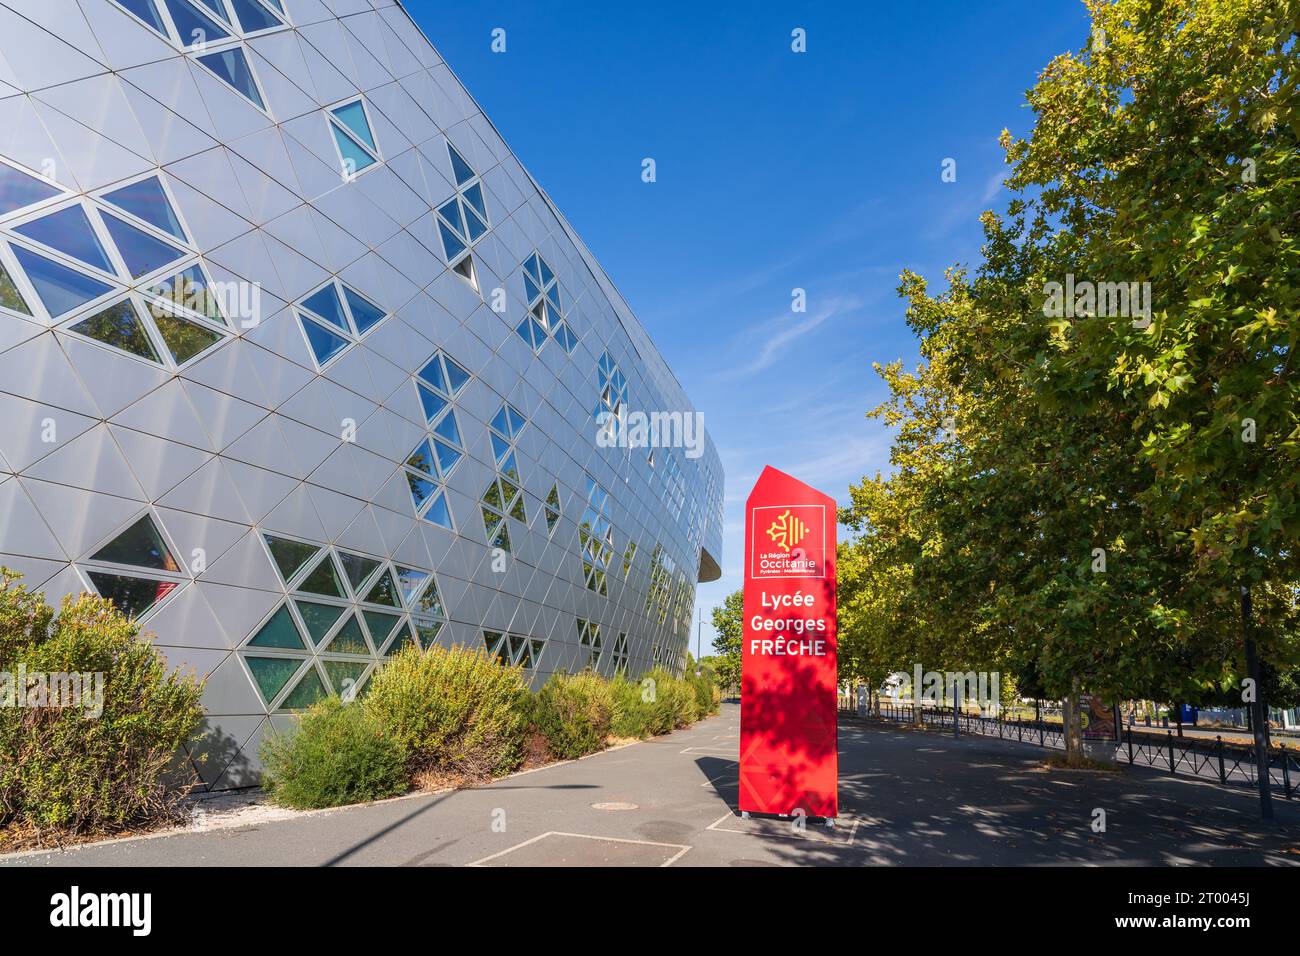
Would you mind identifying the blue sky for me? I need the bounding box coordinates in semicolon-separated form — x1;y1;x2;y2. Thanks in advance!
407;0;1092;653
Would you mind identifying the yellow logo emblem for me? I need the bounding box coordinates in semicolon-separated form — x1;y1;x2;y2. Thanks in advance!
765;509;808;552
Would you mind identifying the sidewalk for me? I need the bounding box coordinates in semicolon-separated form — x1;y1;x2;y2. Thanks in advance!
5;703;1297;866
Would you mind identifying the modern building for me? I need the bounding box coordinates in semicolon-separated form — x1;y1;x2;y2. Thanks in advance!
0;0;723;788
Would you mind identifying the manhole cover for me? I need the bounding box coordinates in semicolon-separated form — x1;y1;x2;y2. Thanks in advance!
592;801;639;811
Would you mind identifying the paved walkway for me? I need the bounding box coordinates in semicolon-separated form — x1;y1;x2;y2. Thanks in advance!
5;703;1298;866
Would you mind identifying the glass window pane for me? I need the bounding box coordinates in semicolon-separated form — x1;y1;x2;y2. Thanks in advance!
462;203;487;242
422;491;452;529
85;571;177;618
413;619;442;650
300;282;348;329
405;439;435;475
337;551;381;593
0;259;32;316
442;356;470;393
68;299;161;363
392;567;429;605
490;431;510;464
14;205;113;274
112;0;170;36
295;599;347;645
341;286;384;334
163;0;230;47
91;514;179;571
432;440;461;476
195;47;264;110
279;667;327;710
363;570;400;607
523;272;541;306
102;177;186;242
330;101;376;151
190;0;230;22
229;0;281;33
300;315;348;366
418;355;447;392
298;554;344;597
148;264;224;324
538;257;554;287
489;407;509;437
152;308;223;365
432;410;460;445
331;124;376;174
462;182;487;221
417;384;446;423
245;655;303;704
506;406;526;435
437;219;465;261
437;198;463;237
322;660;367;696
263;533;320;582
406;469;437;509
101;212;185;279
361;610;401;644
322;615;369;655
384;627;415;656
248;605;305;649
447;143;475;186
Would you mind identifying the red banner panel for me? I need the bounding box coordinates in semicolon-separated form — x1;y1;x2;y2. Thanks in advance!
739;465;838;819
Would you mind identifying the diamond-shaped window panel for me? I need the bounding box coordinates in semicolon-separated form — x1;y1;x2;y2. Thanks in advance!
296;279;388;369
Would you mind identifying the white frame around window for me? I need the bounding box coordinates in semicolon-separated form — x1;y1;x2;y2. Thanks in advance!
326;96;383;181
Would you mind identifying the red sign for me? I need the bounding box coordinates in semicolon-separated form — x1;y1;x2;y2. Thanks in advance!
739;466;838;819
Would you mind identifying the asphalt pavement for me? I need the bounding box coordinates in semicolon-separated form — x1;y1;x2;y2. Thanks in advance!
5;703;1298;866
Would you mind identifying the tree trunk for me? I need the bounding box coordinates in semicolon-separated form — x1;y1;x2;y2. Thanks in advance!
1242;584;1273;821
1063;677;1084;763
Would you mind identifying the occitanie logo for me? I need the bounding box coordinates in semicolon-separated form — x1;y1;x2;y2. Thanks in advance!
766;509;808;552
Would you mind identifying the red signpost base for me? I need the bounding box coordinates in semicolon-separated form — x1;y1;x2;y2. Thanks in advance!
738;466;838;819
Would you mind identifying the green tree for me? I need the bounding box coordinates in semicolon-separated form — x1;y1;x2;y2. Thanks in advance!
842;0;1300;772
710;590;743;692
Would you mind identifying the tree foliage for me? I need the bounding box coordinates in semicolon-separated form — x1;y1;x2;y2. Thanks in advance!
839;0;1300;718
710;590;744;691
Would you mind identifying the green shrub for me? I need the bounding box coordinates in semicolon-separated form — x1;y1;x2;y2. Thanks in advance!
0;572;205;837
259;696;407;809
364;644;529;779
644;667;699;732
530;671;613;758
686;669;720;716
609;673;654;738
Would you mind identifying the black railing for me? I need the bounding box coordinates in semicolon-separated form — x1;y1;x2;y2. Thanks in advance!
840;699;1300;799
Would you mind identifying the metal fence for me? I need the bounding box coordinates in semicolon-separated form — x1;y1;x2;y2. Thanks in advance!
841;698;1300;799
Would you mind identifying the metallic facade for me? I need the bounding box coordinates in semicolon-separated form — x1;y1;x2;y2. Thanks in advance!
0;0;722;789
